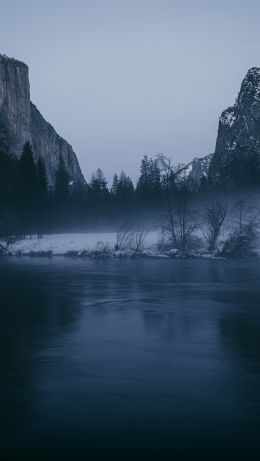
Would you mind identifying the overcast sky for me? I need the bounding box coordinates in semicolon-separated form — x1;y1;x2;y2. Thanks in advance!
1;0;260;183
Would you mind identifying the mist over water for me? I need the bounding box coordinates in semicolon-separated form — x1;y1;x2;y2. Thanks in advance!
0;258;259;460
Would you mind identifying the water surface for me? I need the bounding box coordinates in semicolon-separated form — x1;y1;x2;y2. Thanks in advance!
0;258;259;460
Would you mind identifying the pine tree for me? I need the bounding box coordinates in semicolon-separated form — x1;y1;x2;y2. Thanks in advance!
136;155;162;210
54;155;69;203
36;158;48;236
89;168;108;195
19;142;37;200
53;155;70;229
37;158;48;202
19;142;37;234
138;155;150;189
88;168;109;226
117;171;134;206
111;174;119;195
0;150;19;236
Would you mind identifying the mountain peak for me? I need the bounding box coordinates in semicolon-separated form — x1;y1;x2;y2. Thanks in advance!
209;67;260;186
0;54;84;185
0;53;28;69
236;67;260;107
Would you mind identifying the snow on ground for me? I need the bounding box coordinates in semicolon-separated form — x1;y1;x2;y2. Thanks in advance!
3;232;160;256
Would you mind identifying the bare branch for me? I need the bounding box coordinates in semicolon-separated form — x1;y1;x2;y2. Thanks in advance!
114;223;133;251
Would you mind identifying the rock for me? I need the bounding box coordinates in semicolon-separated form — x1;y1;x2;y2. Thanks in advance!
0;54;84;185
209;68;260;186
174;67;260;189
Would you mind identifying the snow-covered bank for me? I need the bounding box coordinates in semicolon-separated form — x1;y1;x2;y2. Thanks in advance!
0;232;159;257
1;230;259;259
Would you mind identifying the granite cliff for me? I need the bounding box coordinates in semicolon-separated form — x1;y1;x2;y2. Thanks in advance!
1;55;259;191
175;67;260;190
0;54;84;185
209;67;260;186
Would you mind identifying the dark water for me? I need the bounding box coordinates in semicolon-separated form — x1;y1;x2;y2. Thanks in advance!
0;258;260;461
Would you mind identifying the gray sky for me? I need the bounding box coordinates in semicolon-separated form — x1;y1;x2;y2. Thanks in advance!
1;0;260;183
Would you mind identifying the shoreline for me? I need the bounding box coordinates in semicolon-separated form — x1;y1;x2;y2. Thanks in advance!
1;231;258;260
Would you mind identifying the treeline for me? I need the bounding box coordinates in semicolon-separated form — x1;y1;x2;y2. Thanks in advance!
0;145;178;236
1;141;259;239
0;142;49;237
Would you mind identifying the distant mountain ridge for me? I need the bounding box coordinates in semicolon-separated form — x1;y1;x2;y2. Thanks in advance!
0;54;84;185
174;153;213;190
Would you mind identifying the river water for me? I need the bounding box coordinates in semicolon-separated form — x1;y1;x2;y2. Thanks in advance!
0;258;259;460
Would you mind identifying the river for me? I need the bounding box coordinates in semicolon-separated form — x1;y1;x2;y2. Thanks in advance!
0;258;259;460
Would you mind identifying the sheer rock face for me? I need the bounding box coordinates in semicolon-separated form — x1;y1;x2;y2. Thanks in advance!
29;103;84;185
209;68;260;185
175;68;260;189
0;55;31;153
0;54;84;185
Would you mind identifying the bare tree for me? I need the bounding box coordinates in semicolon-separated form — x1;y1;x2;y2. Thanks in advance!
156;154;178;247
204;199;227;251
232;196;259;232
157;154;198;254
176;184;197;254
114;223;133;251
131;226;148;256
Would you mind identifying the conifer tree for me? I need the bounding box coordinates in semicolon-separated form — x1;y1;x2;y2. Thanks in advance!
136;155;162;210
19;142;37;200
116;171;134;207
19;142;37;234
54;155;69;203
111;173;119;195
36;158;48;236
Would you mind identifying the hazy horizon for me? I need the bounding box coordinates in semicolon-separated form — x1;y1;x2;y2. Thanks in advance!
1;0;260;183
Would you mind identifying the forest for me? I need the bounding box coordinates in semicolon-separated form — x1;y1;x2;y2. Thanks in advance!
0;142;260;259
0;142;179;236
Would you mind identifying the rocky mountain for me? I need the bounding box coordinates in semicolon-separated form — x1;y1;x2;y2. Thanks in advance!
0;54;84;185
209;67;260;186
175;67;260;190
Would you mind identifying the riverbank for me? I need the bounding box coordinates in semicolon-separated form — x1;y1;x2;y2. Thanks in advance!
0;232;235;260
1;231;258;259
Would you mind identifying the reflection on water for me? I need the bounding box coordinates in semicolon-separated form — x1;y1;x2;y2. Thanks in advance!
0;258;259;460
